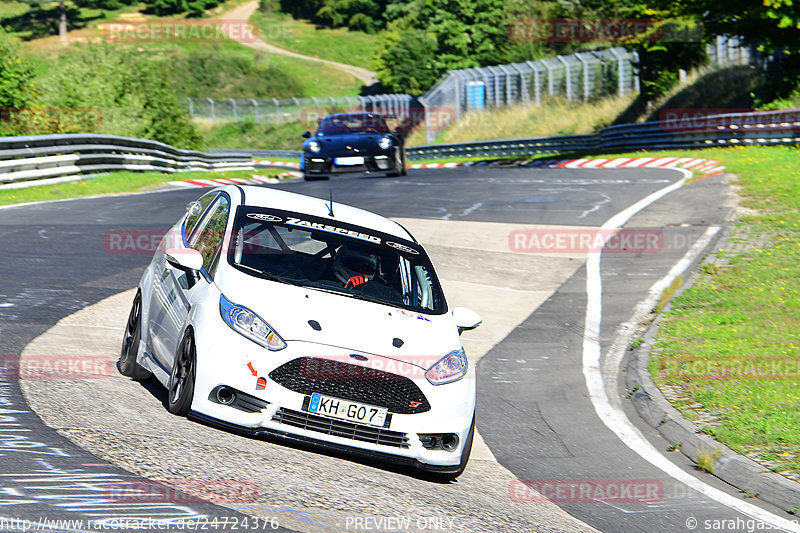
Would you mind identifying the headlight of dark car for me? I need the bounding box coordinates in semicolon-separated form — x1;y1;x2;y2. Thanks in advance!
307;140;322;153
378;136;393;150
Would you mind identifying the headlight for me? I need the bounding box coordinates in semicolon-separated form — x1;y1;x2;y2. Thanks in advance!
425;348;468;385
307;140;321;153
378;136;393;150
220;294;286;350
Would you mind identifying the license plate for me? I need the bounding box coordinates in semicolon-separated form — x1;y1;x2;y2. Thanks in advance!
307;393;387;427
334;156;364;166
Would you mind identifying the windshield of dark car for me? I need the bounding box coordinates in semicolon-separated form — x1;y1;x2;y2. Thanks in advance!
228;209;446;314
317;114;390;135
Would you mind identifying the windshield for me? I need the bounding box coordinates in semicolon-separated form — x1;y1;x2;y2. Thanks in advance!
317;113;390;135
228;207;446;314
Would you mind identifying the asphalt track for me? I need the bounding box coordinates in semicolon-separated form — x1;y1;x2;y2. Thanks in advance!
0;166;796;532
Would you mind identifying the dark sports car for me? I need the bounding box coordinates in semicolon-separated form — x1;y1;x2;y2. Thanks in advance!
301;112;407;181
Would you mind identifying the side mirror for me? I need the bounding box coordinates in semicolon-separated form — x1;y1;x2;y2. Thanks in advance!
302;131;311;138
453;307;481;333
165;247;204;274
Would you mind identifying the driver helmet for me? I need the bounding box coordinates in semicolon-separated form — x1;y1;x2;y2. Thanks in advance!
333;245;378;287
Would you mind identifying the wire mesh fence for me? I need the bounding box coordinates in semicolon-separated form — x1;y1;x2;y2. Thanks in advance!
188;38;755;144
186;95;418;126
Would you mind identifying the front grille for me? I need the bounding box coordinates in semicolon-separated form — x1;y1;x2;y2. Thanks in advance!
268;357;431;414
272;407;409;448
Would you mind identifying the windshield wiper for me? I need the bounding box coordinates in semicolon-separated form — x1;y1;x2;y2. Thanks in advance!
310;286;377;304
237;264;301;286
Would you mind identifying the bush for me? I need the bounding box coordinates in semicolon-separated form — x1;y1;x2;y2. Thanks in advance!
0;28;37;113
36;44;200;148
167;46;305;99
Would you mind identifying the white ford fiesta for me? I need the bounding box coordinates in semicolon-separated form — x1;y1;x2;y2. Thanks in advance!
118;185;481;477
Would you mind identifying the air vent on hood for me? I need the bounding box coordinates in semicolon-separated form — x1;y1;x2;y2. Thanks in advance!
392;338;404;348
308;320;321;331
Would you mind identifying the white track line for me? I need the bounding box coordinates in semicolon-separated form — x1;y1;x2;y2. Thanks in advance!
582;169;800;532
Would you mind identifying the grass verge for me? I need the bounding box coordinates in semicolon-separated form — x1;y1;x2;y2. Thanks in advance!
250;9;378;68
631;145;800;480
0;168;286;207
405;95;635;147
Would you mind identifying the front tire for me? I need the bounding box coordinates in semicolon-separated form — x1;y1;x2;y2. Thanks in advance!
168;330;196;416
118;292;151;380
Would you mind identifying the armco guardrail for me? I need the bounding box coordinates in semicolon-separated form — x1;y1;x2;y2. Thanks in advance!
232;109;799;164
406;108;800;160
0;134;253;186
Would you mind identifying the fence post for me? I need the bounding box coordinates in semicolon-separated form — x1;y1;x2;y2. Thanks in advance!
557;56;572;101
575;53;590;101
292;97;300;120
498;65;513;105
272;98;280;122
608;48;625;96
229;98;237;121
526;61;542;105
207;98;215;121
252;99;259;123
511;64;528;105
186;97;194;117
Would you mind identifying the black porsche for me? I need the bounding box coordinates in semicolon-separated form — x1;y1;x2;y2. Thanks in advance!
301;112;407;181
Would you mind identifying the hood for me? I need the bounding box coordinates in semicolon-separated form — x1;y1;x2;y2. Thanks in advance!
310;132;392;155
218;270;459;370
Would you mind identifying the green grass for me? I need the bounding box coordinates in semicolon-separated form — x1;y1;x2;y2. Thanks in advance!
0;168;286;207
250;9;378;68
404;95;636;147
0;1;29;19
632;145;800;479
199;118;306;150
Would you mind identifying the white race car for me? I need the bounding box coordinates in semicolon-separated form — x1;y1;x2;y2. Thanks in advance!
119;185;481;477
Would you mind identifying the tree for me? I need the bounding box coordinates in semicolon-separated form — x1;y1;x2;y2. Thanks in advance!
548;0;707;104
665;0;800;94
18;0;137;41
373;0;509;93
0;29;37;110
36;44;201;148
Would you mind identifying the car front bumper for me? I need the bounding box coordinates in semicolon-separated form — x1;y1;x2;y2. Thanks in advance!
190;321;476;471
303;151;400;176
